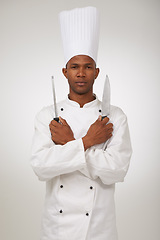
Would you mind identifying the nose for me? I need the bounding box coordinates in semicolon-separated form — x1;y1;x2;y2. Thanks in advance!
77;67;85;77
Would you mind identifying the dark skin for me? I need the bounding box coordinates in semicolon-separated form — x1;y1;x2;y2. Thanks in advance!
49;55;113;151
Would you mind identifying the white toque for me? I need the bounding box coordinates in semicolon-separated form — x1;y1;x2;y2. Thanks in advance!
59;6;100;65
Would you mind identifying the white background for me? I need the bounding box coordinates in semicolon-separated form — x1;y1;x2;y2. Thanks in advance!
1;0;160;239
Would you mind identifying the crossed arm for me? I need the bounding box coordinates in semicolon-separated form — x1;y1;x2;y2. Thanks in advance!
31;107;132;184
49;116;113;150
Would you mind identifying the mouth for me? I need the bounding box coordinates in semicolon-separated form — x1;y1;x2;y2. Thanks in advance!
75;82;87;86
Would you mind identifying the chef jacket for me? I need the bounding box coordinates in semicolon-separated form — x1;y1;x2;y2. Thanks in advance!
31;96;132;240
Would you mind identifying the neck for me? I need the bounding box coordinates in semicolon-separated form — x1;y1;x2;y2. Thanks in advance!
68;93;96;108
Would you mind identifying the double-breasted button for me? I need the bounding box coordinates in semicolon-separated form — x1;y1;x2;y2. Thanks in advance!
90;186;93;190
59;210;63;213
60;185;63;188
99;109;102;113
86;213;89;216
61;108;64;111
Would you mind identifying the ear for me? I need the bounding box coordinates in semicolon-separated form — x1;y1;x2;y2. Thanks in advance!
95;68;100;79
62;68;68;79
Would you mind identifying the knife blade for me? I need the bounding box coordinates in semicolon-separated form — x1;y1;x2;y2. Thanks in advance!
51;76;59;122
101;75;110;120
102;75;111;150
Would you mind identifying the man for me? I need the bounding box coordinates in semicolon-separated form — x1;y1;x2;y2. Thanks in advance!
31;7;132;240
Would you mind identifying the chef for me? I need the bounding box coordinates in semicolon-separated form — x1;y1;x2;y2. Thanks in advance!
31;6;132;240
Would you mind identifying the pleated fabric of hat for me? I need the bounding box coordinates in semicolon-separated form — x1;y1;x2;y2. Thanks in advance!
59;6;100;65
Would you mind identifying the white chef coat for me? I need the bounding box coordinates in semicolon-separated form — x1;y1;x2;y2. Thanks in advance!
31;96;132;240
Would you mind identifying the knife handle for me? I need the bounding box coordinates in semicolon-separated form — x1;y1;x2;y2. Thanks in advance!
53;117;59;122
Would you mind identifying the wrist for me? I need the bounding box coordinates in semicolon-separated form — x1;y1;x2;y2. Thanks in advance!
65;136;75;144
82;135;93;151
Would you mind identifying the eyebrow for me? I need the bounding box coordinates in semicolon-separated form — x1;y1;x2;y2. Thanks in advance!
67;62;96;68
70;63;93;66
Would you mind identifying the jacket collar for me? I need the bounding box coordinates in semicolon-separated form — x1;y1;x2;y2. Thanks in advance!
66;94;99;108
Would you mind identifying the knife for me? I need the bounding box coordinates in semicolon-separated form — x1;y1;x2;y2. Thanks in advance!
102;75;111;150
101;75;110;120
51;76;59;122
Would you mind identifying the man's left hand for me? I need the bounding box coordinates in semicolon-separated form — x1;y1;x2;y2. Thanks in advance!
49;117;75;145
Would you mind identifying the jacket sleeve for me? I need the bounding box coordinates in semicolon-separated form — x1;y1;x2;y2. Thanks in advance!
83;108;132;185
30;108;86;181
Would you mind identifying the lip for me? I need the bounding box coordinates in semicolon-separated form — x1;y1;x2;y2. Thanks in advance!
75;82;87;86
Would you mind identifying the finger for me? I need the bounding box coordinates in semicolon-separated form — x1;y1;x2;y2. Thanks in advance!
107;128;113;134
59;116;68;126
107;123;113;129
50;126;57;132
50;128;57;135
105;128;113;138
51;130;58;140
105;125;113;133
49;123;56;130
101;116;109;124
105;127;113;134
98;115;102;121
108;133;113;138
50;120;60;127
49;123;58;131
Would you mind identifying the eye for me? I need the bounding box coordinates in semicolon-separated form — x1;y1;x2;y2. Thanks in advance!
86;66;92;69
71;65;78;69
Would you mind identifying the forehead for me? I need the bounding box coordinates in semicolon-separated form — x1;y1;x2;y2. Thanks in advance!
68;55;95;65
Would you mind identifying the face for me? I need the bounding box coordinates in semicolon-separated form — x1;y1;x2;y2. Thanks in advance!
62;55;100;97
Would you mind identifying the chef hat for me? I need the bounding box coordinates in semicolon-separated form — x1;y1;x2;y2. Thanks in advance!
59;6;100;65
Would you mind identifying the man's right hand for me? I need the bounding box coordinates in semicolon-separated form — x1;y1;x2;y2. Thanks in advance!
82;116;113;151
